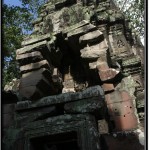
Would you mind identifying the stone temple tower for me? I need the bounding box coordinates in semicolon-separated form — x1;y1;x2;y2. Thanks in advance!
2;0;145;150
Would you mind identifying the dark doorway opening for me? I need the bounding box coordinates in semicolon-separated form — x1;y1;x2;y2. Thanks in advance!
30;131;80;150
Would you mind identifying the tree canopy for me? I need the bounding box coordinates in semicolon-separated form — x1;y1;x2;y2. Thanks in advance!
2;3;33;87
114;0;145;40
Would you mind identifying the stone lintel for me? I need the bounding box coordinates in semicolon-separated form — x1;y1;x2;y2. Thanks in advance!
21;33;51;46
16;85;104;110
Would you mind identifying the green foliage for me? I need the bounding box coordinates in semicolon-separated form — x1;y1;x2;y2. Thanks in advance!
2;4;33;87
114;0;145;39
20;0;47;18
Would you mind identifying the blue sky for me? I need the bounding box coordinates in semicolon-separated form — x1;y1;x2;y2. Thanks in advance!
3;0;22;6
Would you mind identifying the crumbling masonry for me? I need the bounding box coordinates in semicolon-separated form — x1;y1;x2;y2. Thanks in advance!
2;0;145;150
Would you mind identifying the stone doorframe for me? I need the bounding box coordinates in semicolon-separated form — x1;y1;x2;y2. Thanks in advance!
15;114;101;150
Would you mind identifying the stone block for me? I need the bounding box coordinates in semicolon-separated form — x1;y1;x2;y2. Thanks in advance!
52;68;63;89
63;79;74;88
21;33;51;46
89;61;97;69
19;86;44;100
79;30;104;45
20;73;51;88
102;83;114;92
98;119;109;134
17;114;101;150
62;87;75;93
80;41;108;59
96;53;108;63
17;40;47;55
22;68;52;78
96;62;109;70
16;85;104;110
62;20;89;34
16;40;55;66
132;74;144;90
136;92;144;108
55;0;66;9
101;132;144;150
19;73;57;100
67;24;97;38
52;0;77;10
107;101;135;116
98;68;120;81
16;51;43;65
122;55;141;67
31;17;43;25
2;113;14;128
64;96;105;115
105;90;132;105
15;106;57;126
20;60;54;73
2;91;18;104
112;113;138;131
2;104;15;114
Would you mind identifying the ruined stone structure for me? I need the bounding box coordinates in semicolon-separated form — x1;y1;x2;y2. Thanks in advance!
2;0;145;149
